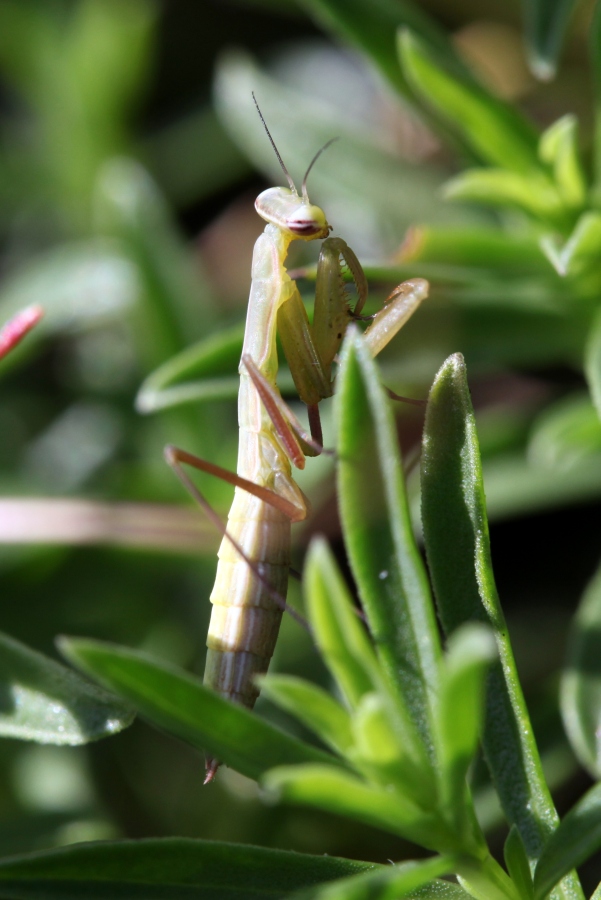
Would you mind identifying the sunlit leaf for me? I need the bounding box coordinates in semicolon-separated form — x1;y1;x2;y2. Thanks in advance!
398;30;539;173
263;764;456;852
59;637;337;781
258;673;353;756
295;0;461;99
0;631;134;745
290;855;458;900
539;115;587;210
540;212;601;276
335;329;440;757
435;623;496;838
421;354;582;900
444;169;565;227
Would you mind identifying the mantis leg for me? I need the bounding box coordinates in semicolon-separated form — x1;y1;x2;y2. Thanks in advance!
164;446;306;523
241;354;327;459
164;445;309;630
362;278;429;358
278;237;429;441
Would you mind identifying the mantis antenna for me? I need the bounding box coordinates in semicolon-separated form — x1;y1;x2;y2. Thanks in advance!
301;137;338;202
252;92;297;194
252;92;338;203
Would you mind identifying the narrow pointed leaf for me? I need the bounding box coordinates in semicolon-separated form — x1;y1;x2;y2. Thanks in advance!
421;353;584;900
534;783;601;900
0;631;134;745
444;169;565;226
258;674;353;756
135;323;244;413
264;765;456;852
335;328;440;756
296;0;461;99
436;624;496;825
0;838;371;899
560;561;601;777
303;538;383;708
541;213;601;276
539;115;586;209
522;0;579;80
290;855;458;900
59;638;337;782
399;30;540;174
504;826;534;900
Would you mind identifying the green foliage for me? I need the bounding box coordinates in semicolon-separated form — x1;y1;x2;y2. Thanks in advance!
0;839;371;899
0;632;134;745
2;0;601;898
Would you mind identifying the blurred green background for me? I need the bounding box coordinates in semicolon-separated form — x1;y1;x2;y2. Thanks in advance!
1;0;601;888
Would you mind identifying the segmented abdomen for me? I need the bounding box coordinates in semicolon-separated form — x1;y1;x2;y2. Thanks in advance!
204;489;291;708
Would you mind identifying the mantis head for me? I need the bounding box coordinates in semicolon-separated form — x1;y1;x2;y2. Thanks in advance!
252;93;335;241
255;187;330;240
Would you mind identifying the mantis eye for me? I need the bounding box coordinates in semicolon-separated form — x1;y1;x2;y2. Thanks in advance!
287;220;325;237
287;203;329;237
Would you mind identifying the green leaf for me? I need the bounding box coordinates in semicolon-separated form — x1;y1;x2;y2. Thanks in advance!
540;212;601;276
303;541;432;804
420;353;584;900
95;158;214;366
335;327;441;758
539;115;587;210
560;561;601;777
0;631;134;745
504;826;534;900
398;226;548;275
258;673;354;756
527;393;601;471
585;307;601;421
136;323;244;412
295;0;461;100
444;169;565;227
533;783;601;900
0;838;372;899
303;538;382;709
521;0;579;80
136;325;297;412
263;765;456;852
435;624;496;838
59;638;337;781
290;855;458;900
398;30;540;173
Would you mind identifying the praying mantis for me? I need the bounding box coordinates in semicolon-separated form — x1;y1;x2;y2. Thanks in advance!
165;99;428;782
